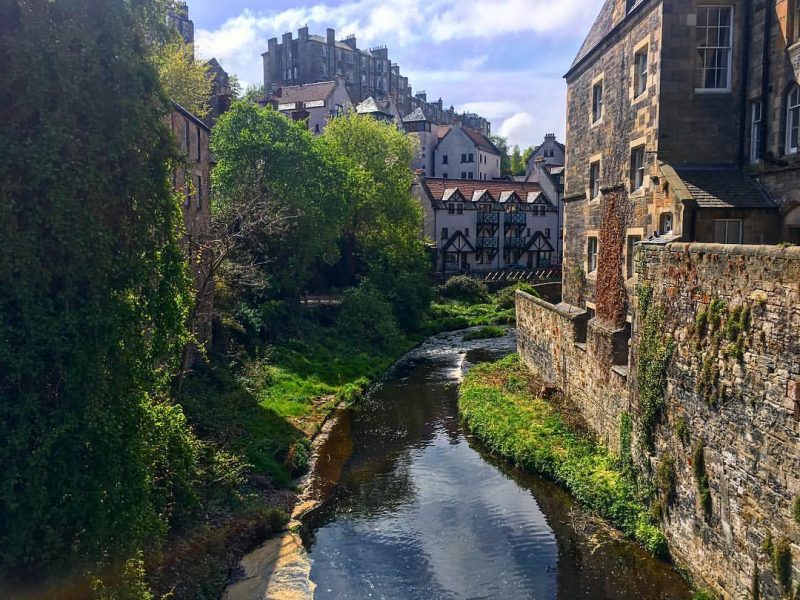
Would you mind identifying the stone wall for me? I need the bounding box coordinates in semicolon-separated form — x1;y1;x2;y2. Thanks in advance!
517;241;800;598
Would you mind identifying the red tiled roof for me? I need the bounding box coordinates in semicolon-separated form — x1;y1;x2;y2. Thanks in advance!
422;178;541;201
461;127;499;154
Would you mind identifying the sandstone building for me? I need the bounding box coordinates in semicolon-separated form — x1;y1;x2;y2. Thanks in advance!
516;2;800;597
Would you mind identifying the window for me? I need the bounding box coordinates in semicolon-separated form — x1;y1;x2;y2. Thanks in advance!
696;6;733;91
592;80;603;123
315;123;320;133
457;204;463;214
714;219;742;244
443;172;448;178
630;146;645;191
441;227;449;240
184;122;190;152
442;155;448;164
626;235;641;279
184;175;191;207
587;237;598;273
465;227;470;237
448;203;455;214
634;47;648;97
787;86;800;154
589;161;601;199
461;172;467;179
461;153;467;163
196;127;201;160
196;175;202;209
750;101;762;162
659;212;673;235
468;153;474;163
545;228;551;239
468;172;474;179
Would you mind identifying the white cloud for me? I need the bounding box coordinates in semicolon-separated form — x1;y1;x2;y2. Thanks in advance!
499;112;538;148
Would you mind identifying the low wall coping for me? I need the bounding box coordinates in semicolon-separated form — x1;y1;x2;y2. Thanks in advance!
641;241;800;259
516;291;588;320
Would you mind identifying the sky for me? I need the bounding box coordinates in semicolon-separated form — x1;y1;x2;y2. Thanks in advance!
191;0;606;149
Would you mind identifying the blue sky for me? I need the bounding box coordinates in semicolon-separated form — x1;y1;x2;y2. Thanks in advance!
191;0;605;148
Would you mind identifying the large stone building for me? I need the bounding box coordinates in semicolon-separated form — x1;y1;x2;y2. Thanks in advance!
516;1;800;597
261;26;489;130
414;178;562;274
169;103;213;358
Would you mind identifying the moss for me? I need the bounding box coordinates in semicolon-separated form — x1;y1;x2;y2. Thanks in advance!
463;325;506;341
762;531;774;557
459;355;667;556
709;297;725;331
772;536;793;593
794;497;800;524
675;417;690;446
694;307;708;338
693;441;712;519
618;412;634;474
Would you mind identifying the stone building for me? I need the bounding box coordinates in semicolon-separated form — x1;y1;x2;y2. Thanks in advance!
261;26;489;129
169;103;213;358
524;133;565;179
515;1;800;596
414;178;562;274
403;108;451;176
433;125;501;181
267;78;353;134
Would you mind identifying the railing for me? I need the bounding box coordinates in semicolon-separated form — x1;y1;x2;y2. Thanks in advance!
476;237;499;248
505;237;527;248
504;213;526;225
477;212;499;224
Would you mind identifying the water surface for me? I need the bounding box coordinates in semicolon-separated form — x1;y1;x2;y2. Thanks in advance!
302;330;690;599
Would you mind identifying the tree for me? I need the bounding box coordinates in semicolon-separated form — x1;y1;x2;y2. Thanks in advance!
521;145;536;171
320;114;432;329
510;144;524;176
211;101;350;303
242;83;265;103
490;134;512;175
0;0;198;578
152;39;213;118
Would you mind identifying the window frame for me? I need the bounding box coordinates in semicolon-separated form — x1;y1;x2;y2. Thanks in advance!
695;5;734;93
625;234;642;279
589;160;601;200
634;46;649;98
630;146;646;192
750;100;763;163
587;236;599;274
591;78;604;124
786;85;800;155
713;219;743;244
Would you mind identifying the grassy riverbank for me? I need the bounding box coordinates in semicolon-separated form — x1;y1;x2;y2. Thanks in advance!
459;354;666;556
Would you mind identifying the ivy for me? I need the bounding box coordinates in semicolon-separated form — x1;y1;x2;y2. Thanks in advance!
618;412;634;475
772;536;793;593
693;441;712;519
636;285;675;451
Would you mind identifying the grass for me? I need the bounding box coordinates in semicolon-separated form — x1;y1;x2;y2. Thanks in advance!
459;354;667;556
463;325;507;341
420;298;514;334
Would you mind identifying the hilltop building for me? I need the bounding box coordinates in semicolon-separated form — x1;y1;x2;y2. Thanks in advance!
267;79;353;134
432;125;501;181
261;26;490;130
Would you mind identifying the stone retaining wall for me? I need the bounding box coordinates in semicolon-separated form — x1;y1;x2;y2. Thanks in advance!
517;242;800;598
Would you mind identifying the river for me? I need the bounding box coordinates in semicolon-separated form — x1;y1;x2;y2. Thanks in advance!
299;329;691;599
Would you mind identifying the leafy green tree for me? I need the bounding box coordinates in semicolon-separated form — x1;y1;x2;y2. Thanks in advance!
320;114;432;329
212;101;350;303
510;144;524;176
0;0;197;577
490;134;511;175
242;83;266;103
521;145;536;169
152;39;213;118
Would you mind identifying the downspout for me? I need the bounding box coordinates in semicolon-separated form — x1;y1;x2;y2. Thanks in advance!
738;0;752;168
760;0;773;159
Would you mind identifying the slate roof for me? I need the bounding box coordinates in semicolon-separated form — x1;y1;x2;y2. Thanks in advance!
173;101;210;132
403;107;428;122
676;165;776;210
270;81;338;105
356;96;397;117
461;127;500;154
569;0;618;72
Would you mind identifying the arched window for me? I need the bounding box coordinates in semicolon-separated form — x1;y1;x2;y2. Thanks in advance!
786;85;800;154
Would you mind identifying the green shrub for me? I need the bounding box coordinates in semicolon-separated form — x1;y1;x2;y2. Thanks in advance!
693;441;712;519
772;536;793;593
691;590;715;600
460;355;667;556
463;326;506;341
336;285;402;348
438;275;489;303
495;283;539;309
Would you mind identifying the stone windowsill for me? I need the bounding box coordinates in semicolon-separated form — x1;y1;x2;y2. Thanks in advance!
574;342;588;352
611;364;629;379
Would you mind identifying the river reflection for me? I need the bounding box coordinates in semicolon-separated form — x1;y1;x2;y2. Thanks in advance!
301;330;690;600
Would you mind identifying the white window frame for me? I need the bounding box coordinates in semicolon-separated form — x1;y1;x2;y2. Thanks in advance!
591;78;604;124
659;212;674;235
634;46;649;98
630;146;646;191
589;160;601;199
695;6;734;93
786;86;800;155
587;236;599;273
714;219;743;244
750;100;763;163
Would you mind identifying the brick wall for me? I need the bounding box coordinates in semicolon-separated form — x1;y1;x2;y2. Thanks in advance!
517;241;800;598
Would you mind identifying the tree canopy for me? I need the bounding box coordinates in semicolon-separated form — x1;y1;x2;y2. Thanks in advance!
151;38;213;118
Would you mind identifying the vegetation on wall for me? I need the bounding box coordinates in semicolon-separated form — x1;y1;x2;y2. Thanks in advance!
151;39;213;118
459;355;667;556
692;440;712;519
771;536;793;593
636;285;675;451
595;189;629;327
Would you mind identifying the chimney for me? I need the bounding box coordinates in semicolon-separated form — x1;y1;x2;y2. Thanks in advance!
532;156;546;182
327;28;336;45
544;133;556;141
299;26;309;40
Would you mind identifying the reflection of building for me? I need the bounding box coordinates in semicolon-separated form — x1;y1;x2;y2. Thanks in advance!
413;178;563;274
267;79;353;134
169;103;212;354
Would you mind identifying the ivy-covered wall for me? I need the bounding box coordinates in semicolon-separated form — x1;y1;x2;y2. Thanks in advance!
517;241;800;598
